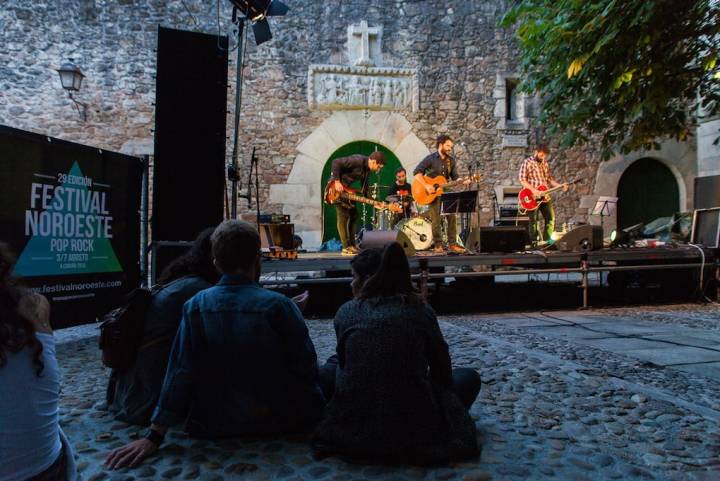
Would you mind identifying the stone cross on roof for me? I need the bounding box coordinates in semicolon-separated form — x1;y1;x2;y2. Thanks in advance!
348;20;381;67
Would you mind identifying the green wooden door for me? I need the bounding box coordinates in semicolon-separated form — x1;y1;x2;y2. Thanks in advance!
617;157;679;229
321;141;403;244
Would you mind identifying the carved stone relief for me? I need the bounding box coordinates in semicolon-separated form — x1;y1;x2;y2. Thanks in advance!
308;65;418;111
308;20;418;112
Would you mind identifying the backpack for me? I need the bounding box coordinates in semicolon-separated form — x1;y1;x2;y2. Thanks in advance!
98;286;157;372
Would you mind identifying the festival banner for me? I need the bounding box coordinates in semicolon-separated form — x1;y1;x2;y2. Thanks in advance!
0;125;143;328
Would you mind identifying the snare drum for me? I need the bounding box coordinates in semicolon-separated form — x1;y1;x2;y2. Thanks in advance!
415;203;430;217
396;216;434;250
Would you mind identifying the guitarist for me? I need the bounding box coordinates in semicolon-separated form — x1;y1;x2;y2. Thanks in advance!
518;144;568;243
330;151;386;255
413;135;464;253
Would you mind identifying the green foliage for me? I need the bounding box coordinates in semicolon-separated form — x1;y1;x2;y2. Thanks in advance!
501;0;720;159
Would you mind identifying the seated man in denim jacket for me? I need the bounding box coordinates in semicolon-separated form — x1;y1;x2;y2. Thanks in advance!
106;220;325;469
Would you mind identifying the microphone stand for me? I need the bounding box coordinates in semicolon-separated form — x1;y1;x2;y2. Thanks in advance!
459;143;481;245
253;149;260;230
238;146;260;230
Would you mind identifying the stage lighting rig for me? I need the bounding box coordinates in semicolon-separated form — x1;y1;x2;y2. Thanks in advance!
227;0;288;219
228;0;289;45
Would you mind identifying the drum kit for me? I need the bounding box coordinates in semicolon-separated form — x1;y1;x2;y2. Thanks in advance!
368;184;437;251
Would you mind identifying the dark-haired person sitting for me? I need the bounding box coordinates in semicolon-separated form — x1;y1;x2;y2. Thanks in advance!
313;243;481;465
106;220;325;469
108;227;220;426
317;247;383;400
0;243;77;481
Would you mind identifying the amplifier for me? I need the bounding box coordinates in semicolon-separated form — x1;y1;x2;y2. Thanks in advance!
259;223;294;250
691;208;720;248
499;206;519;218
467;226;530;253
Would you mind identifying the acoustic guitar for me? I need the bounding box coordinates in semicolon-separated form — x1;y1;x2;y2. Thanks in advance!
517;179;578;212
324;181;403;213
411;173;483;206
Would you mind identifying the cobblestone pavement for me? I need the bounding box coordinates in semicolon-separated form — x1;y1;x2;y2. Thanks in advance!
56;304;720;481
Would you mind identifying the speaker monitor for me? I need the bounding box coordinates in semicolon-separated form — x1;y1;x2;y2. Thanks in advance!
467;226;529;253
555;225;604;252
691;208;720;248
359;230;416;257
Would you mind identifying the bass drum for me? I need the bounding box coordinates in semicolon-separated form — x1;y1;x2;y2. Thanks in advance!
396;216;434;251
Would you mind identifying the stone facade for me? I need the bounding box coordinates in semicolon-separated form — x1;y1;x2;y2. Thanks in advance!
0;0;706;247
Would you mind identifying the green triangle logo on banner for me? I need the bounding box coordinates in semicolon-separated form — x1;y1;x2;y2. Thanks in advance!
14;161;123;277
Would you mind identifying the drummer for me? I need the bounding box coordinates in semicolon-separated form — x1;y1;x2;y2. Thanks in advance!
386;167;414;222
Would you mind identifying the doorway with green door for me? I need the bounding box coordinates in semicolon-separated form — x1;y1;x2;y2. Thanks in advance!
617;157;680;230
321;141;404;245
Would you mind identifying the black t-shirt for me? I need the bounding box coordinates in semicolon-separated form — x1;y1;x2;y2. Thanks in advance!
387;181;412;216
387;181;411;198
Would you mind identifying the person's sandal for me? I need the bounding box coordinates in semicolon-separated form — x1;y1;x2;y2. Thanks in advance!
448;244;465;254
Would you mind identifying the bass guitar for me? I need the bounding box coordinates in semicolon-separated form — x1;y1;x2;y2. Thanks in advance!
518;179;578;212
324;181;403;214
411;173;483;205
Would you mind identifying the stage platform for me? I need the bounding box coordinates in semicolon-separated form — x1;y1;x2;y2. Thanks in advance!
260;245;718;309
262;245;715;273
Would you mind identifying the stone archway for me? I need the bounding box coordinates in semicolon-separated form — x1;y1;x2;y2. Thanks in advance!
590;140;696;235
269;111;430;248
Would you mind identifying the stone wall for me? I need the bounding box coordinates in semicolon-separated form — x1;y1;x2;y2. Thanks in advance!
2;0;698;247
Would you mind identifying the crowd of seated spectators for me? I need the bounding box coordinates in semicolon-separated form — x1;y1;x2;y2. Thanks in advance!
0;220;481;479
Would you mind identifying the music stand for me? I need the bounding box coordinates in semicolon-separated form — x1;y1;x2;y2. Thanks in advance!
591;196;618;233
440;190;478;214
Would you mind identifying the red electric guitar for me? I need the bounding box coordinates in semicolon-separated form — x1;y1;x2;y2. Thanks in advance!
518;179;578;212
324;181;403;214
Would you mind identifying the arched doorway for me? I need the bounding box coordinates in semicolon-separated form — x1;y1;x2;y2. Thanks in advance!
321;141;403;243
617;157;680;229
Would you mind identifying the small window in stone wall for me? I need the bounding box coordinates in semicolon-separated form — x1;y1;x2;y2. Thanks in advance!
506;79;519;121
494;73;530;132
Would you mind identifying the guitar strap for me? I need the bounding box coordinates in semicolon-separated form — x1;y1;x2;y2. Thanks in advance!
443;155;454;179
360;161;370;197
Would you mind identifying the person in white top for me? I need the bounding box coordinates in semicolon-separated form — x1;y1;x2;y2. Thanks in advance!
0;242;77;481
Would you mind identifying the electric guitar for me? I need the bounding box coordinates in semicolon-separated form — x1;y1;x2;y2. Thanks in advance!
518;179;578;212
411;173;483;205
324;181;403;214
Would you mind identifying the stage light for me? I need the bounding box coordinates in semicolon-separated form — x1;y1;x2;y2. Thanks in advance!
609;223;644;247
228;0;289;45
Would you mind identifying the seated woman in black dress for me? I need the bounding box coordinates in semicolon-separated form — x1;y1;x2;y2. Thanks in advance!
107;228;220;425
314;242;481;465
